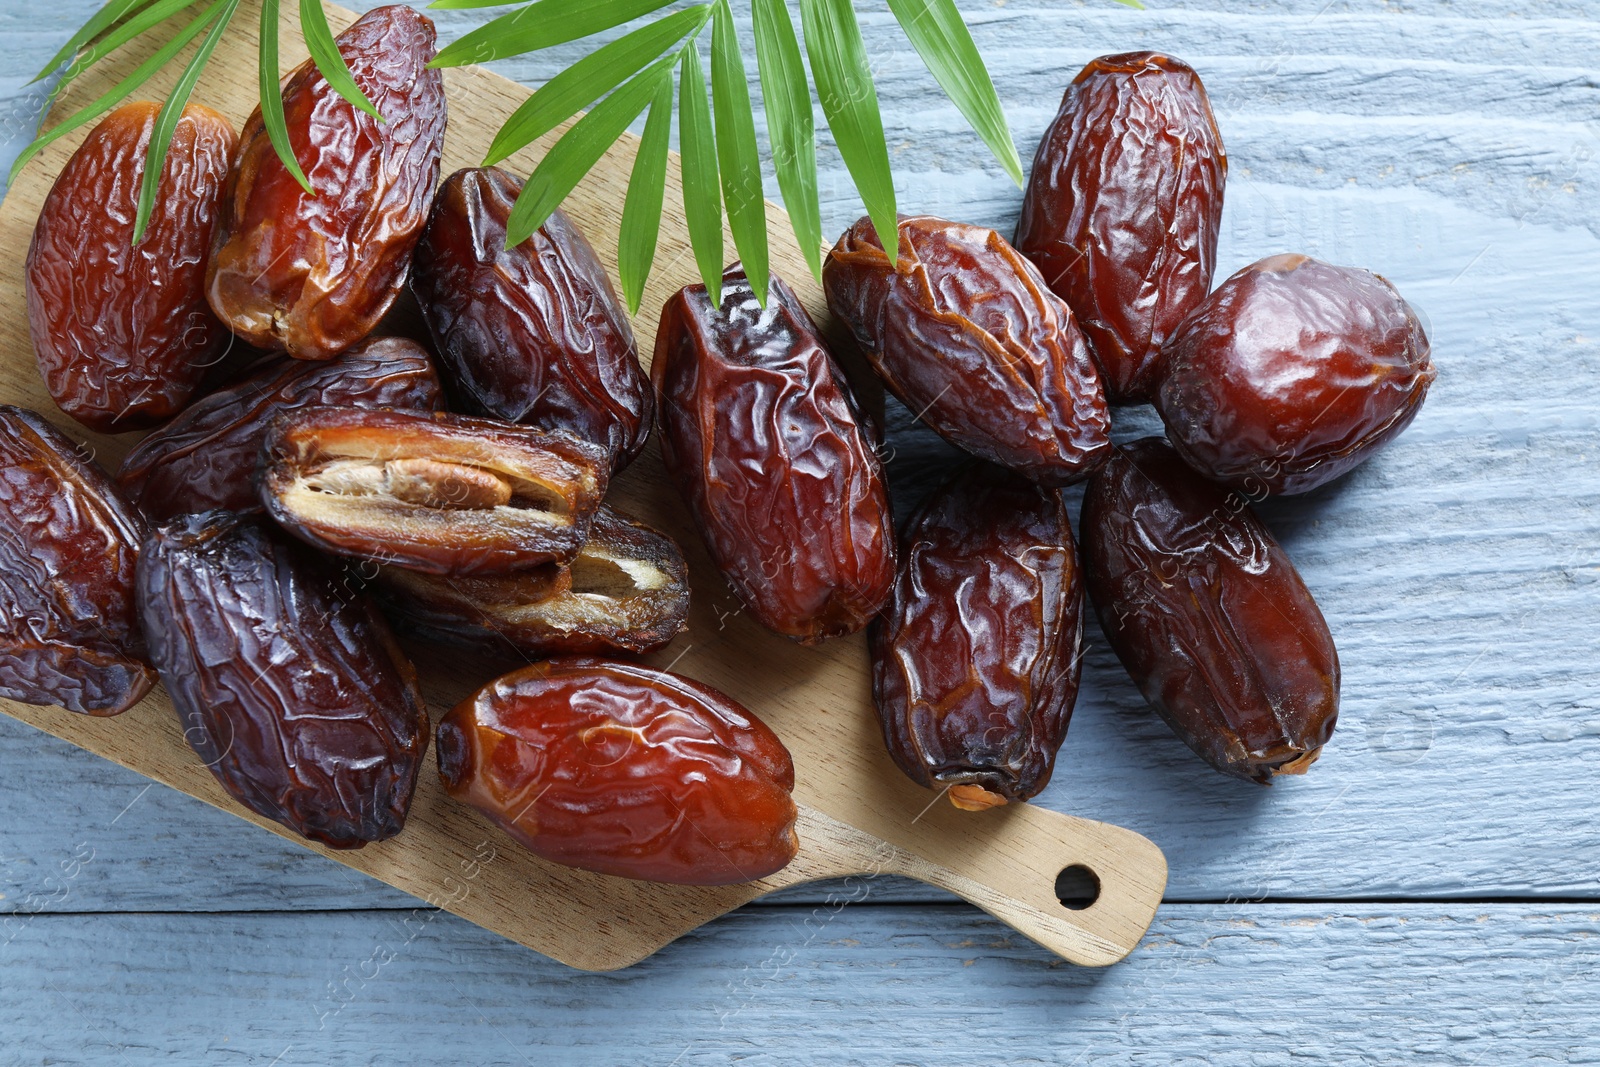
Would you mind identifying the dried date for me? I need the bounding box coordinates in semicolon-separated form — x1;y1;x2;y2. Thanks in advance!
137;511;429;846
411;167;652;470
206;5;447;360
373;506;689;657
27;101;237;432
0;407;153;715
1081;438;1340;783
117;336;444;521
653;269;894;643
872;463;1083;809
436;658;798;885
261;407;609;575
1015;52;1226;403
823;214;1111;486
1156;254;1436;496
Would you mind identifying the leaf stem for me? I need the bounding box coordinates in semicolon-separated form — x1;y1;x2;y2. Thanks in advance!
131;0;241;244
259;0;314;193
711;0;769;304
299;0;382;121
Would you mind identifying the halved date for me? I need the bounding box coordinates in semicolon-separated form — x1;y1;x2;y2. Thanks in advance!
1081;438;1340;783
872;463;1083;809
117;336;444;520
373;506;689;657
1156;254;1436;496
411;167;652;470
1015;52;1226;403
137;511;428;847
206;5;446;360
436;658;798;885
824;214;1112;486
653;268;894;643
27;101;237;432
261;407;608;575
0;407;152;715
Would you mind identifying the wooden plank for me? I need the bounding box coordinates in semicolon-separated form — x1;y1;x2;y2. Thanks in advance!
2;0;1597;915
2;904;1597;1063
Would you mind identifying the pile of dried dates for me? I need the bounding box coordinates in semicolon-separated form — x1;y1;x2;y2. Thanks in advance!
7;14;1434;889
851;50;1431;800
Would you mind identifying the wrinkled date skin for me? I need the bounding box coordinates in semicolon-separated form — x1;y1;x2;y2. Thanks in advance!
1157;254;1436;496
261;407;609;576
412;167;652;470
1015;52;1226;403
824;214;1112;486
654;269;894;643
1081;438;1340;783
137;511;429;847
871;463;1083;810
437;658;798;885
117;337;444;520
207;5;446;360
0;407;153;715
27;101;237;432
374;506;690;657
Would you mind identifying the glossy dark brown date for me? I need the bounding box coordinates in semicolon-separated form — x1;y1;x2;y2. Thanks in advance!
261;407;609;575
872;463;1083;809
1015;52;1226;403
137;511;428;847
373;506;689;657
206;5;446;360
654;269;894;643
1081;438;1340;783
824;214;1112;486
411;167;652;470
117;337;444;521
0;407;152;715
27;101;237;432
1157;254;1436;496
436;658;798;885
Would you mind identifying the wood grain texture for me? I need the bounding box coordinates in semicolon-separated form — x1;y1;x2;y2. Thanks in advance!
0;0;1169;969
3;904;1599;1065
2;0;1599;1058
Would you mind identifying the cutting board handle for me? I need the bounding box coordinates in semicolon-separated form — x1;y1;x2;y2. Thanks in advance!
768;802;1168;967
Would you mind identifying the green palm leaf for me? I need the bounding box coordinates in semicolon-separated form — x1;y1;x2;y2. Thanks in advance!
482;3;711;167
258;0;313;193
503;53;676;249
50;0;203;99
678;43;723;307
431;0;676;68
752;0;821;281
799;0;897;265
133;0;240;243
299;0;380;120
885;0;1022;186
29;0;1127;279
9;0;227;186
710;0;767;304
618;74;674;315
30;0;162;84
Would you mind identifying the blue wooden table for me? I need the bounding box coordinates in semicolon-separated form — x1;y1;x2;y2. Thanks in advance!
2;1;1597;1063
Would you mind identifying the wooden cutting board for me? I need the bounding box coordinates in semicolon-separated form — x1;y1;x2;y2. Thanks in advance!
0;0;1166;970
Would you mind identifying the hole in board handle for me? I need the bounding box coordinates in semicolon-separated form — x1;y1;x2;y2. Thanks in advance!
1055;864;1100;911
